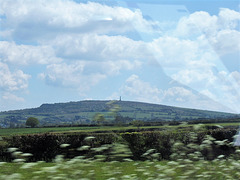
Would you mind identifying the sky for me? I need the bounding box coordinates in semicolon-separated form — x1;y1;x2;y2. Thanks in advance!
0;0;239;113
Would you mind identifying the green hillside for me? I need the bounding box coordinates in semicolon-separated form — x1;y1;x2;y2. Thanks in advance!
0;100;238;127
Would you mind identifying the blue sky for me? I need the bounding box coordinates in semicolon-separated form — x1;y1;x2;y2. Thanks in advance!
0;0;239;113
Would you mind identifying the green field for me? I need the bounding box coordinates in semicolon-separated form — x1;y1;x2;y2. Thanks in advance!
1;158;240;179
0;122;239;136
0;126;99;136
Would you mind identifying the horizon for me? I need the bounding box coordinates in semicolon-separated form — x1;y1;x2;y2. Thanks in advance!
0;0;240;113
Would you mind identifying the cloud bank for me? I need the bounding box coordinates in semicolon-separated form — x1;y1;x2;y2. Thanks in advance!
0;0;239;112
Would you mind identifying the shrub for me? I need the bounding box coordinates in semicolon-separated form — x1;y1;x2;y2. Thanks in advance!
26;117;39;128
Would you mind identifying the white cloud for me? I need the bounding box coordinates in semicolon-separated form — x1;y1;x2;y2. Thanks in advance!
171;69;217;88
149;36;206;67
148;35;219;92
0;62;30;91
169;68;240;113
211;29;240;55
0;2;239;114
218;71;240;90
114;75;230;112
220;71;240;99
39;62;93;89
163;87;194;100
175;8;240;56
39;60;141;93
147;9;239;95
120;74;162;103
176;11;218;37
202;70;240;113
218;8;240;29
102;60;142;75
145;8;240;113
161;87;222;111
0;0;158;41
2;92;24;102
176;8;240;36
230;71;240;84
120;75;192;106
0;41;61;65
48;34;150;61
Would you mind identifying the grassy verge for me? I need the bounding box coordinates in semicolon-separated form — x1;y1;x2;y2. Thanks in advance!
1;160;240;180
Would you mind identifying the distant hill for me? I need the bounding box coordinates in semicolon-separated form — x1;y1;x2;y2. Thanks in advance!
0;100;238;127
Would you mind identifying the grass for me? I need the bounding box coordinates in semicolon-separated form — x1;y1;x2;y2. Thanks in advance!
1;160;240;179
0;125;166;136
1;122;239;136
0;127;99;136
1;161;165;179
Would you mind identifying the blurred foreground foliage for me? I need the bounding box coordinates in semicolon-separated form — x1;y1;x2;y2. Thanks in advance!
0;126;240;179
0;127;238;162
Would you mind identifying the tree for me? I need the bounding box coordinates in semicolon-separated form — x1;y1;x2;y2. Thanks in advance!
26;117;39;128
131;120;144;130
114;115;125;126
93;113;105;125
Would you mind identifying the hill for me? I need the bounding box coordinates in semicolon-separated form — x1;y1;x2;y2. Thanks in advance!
0;100;238;127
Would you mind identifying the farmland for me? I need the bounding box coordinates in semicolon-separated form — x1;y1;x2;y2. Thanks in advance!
0;121;239;136
0;126;98;136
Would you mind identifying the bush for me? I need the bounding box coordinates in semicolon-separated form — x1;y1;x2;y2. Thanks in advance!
26;117;39;128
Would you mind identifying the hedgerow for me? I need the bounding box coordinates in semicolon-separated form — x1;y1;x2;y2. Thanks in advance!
0;128;237;162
